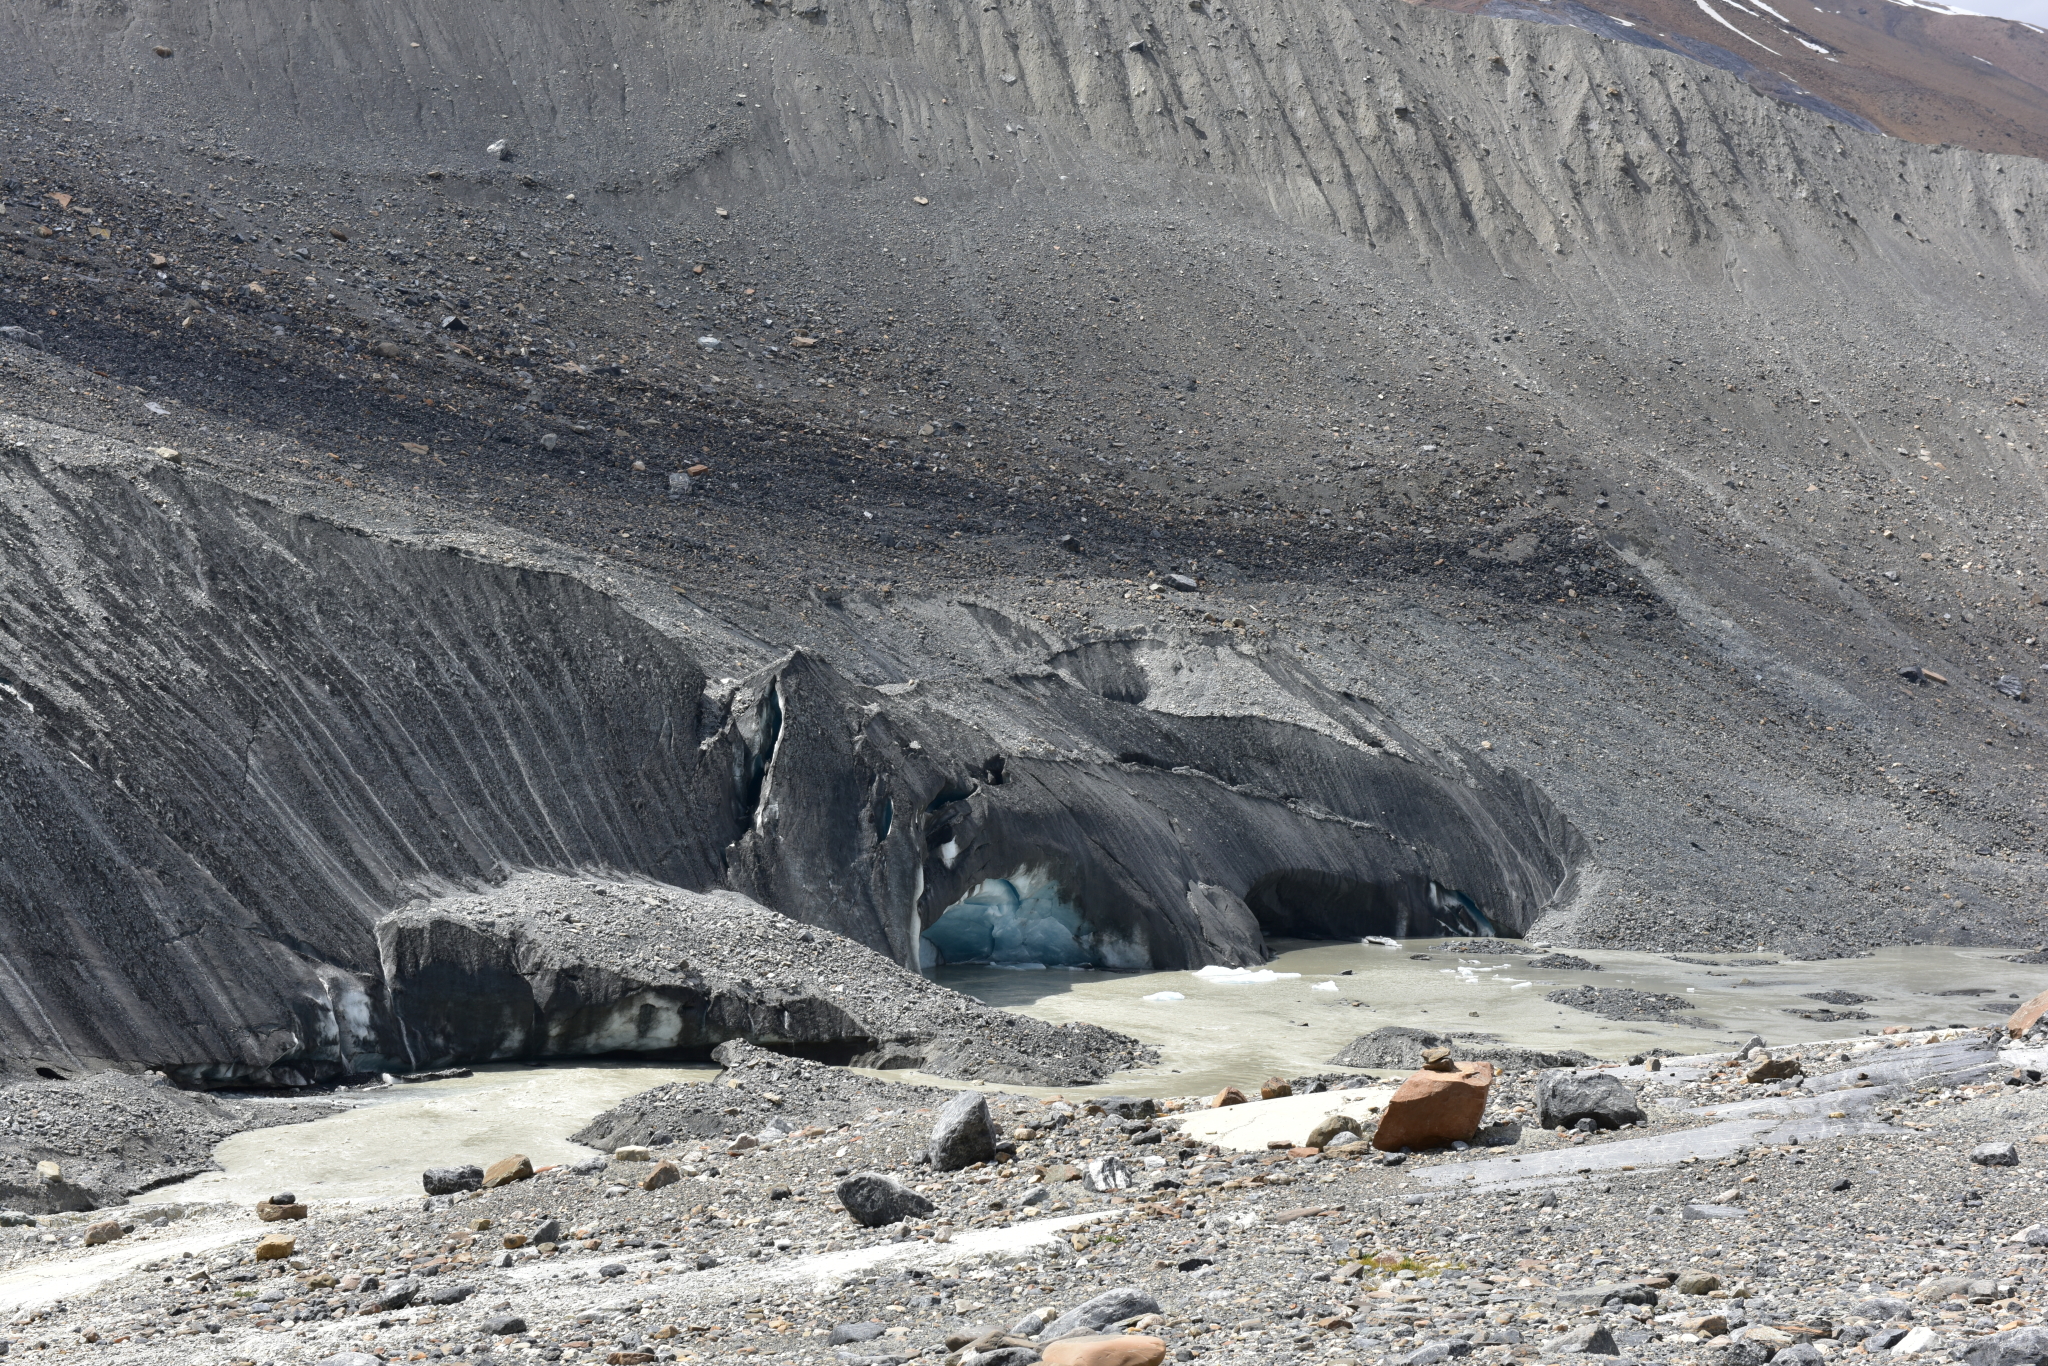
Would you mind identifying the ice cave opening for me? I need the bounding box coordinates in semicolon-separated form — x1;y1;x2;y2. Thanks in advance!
920;869;1115;971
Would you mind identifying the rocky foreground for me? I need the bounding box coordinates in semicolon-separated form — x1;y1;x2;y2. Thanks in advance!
4;1020;2048;1366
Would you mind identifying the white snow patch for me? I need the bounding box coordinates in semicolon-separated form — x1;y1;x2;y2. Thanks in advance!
1362;935;1401;949
1747;0;1795;19
1144;990;1187;1002
1312;980;1340;992
1796;35;1832;50
1694;0;1783;50
1194;965;1302;984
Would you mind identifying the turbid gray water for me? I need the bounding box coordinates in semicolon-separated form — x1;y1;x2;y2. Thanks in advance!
116;940;2036;1212
134;1062;716;1209
921;939;2047;1098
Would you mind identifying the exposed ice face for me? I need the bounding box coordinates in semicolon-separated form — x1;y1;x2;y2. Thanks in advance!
921;868;1094;968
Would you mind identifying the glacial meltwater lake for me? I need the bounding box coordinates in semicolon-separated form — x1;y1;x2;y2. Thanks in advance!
136;940;2041;1205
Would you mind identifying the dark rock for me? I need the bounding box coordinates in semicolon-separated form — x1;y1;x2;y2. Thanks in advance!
1710;1342;1774;1366
364;1277;419;1311
1969;1142;2019;1166
1399;1343;1475;1366
1846;1298;1914;1321
421;1282;474;1305
1536;1070;1648;1130
1042;1286;1162;1340
1543;1325;1620;1356
836;1172;936;1227
483;1315;527;1335
1329;1026;1595;1073
1095;1096;1158;1120
1961;1327;2048;1366
928;1091;998;1171
1545;985;1695;1023
421;1165;483;1196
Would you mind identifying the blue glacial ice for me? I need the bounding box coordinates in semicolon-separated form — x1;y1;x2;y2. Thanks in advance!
921;869;1096;969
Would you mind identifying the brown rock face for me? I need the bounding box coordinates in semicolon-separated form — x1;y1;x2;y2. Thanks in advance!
639;1160;681;1192
1041;1335;1170;1366
1211;1087;1248;1108
255;1200;308;1221
1259;1077;1292;1100
1370;1060;1495;1151
82;1220;125;1246
482;1155;534;1188
254;1232;296;1260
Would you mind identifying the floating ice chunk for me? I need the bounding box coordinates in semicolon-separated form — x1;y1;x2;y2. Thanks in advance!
1508;980;1532;990
1311;981;1339;992
990;962;1048;971
1143;991;1186;1002
1362;936;1400;949
1194;965;1302;984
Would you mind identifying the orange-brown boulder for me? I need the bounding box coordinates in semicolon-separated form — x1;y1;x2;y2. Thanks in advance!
1042;1335;1169;1366
1370;1060;1495;1151
1211;1086;1248;1108
1259;1076;1292;1100
2008;988;2048;1036
482;1154;534;1188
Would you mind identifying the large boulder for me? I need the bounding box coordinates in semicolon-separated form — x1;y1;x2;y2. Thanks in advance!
1043;1287;1161;1341
1963;1328;2048;1366
2006;989;2048;1037
1042;1336;1169;1366
1371;1060;1494;1151
928;1091;998;1171
835;1172;935;1227
1536;1070;1647;1130
421;1165;483;1196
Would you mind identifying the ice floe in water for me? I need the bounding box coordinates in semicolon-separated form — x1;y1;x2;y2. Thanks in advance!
1194;965;1303;984
1362;936;1400;949
1144;991;1186;1002
922;868;1109;968
1312;980;1339;992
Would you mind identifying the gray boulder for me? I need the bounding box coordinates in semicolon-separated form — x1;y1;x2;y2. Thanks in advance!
2022;1225;2048;1247
482;1314;526;1335
1773;1346;1826;1366
976;1351;1043;1366
420;1281;474;1305
1398;1343;1475;1366
1969;1143;2019;1167
1095;1096;1158;1120
532;1217;562;1245
421;1165;483;1196
1964;1329;2048;1366
928;1091;998;1171
1710;1342;1773;1366
829;1322;888;1345
1556;1283;1659;1309
1847;1298;1914;1321
835;1172;935;1227
1536;1070;1647;1130
1543;1324;1620;1355
1042;1286;1162;1341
